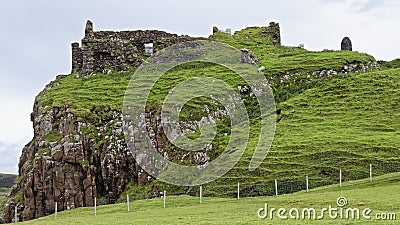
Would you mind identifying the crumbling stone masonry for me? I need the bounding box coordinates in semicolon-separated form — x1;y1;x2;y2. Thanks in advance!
262;22;281;46
71;20;194;76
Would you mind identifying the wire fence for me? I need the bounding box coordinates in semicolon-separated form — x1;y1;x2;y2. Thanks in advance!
12;162;399;222
122;162;400;201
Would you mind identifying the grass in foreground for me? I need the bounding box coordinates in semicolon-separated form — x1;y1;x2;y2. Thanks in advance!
22;172;399;225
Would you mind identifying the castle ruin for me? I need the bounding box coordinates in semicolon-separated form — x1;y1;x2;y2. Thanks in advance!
71;20;194;76
71;21;282;76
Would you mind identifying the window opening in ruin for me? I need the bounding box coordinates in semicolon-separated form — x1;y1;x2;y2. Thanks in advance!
144;43;154;56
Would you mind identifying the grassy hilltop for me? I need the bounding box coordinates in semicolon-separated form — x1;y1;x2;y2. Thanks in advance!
35;25;400;202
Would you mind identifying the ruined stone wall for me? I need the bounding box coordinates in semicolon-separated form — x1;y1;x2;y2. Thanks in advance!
72;21;194;76
71;42;82;71
262;22;281;46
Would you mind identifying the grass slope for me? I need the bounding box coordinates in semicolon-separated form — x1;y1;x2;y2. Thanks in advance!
22;172;400;224
205;68;400;195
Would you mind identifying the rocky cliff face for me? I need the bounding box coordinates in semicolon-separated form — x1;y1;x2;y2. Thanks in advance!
0;77;148;223
0;74;218;223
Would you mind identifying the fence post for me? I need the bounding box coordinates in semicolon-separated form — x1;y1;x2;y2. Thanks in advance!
237;182;240;200
200;185;203;204
14;205;17;223
163;190;166;208
275;179;278;196
94;197;97;216
306;176;309;192
370;164;373;183
127;195;130;212
55;202;57;220
339;169;342;188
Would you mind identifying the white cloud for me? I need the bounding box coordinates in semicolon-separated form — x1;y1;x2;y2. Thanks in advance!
0;96;33;142
0;96;32;174
0;141;25;174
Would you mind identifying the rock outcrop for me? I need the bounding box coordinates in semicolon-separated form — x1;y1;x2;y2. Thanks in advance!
240;49;259;64
1;77;140;222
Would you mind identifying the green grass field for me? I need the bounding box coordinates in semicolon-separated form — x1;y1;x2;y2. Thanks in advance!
22;172;399;224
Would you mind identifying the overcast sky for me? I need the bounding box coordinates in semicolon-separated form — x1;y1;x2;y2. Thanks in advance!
0;0;399;174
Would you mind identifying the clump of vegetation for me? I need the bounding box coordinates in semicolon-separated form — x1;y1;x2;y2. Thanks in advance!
42;130;63;143
37;148;51;156
13;189;24;204
80;159;90;166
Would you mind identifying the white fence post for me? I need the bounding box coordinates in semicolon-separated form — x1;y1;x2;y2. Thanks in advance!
127;195;130;212
163;190;166;208
200;186;203;204
55;202;58;219
339;169;342;188
237;182;240;200
306;176;309;192
370;164;373;182
275;179;278;196
14;205;17;223
94;197;97;216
